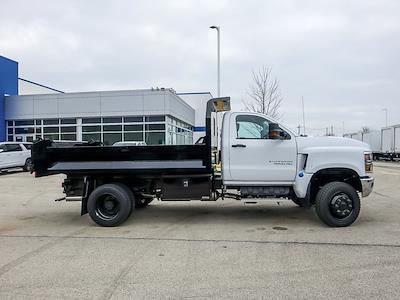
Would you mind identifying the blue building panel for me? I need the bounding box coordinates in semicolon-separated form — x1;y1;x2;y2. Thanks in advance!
0;56;18;141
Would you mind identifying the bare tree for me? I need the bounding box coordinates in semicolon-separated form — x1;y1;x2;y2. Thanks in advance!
243;65;283;119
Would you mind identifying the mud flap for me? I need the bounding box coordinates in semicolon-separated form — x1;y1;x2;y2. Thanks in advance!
300;182;312;208
81;176;94;216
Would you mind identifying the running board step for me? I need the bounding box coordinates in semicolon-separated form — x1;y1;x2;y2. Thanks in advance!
240;186;290;198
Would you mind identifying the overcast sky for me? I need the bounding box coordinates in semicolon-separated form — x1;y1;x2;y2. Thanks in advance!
1;0;399;135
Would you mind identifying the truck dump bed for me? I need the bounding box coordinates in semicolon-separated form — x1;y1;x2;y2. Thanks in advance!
32;140;211;177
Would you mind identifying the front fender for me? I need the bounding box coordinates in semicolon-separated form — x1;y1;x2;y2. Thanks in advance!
302;147;365;176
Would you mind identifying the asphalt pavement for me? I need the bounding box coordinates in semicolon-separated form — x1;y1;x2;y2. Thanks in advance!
0;162;400;299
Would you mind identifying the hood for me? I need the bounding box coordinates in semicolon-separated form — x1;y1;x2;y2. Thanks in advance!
296;136;371;153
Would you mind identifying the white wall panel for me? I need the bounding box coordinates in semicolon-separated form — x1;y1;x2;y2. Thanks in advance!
5;89;195;126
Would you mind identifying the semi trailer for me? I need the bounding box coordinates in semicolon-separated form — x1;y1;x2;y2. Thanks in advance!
345;125;400;161
32;97;374;227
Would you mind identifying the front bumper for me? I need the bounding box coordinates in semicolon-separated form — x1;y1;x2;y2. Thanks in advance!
360;176;374;197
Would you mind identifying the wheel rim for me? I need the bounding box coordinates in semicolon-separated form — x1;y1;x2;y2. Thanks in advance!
330;192;353;218
95;194;120;220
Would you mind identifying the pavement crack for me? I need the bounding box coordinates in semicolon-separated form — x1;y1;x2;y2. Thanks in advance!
0;227;87;278
372;191;393;198
1;234;400;249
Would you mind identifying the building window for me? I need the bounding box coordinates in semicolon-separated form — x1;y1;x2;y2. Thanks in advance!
44;127;59;134
61;134;77;141
146;124;165;131
5;114;192;146
124;116;143;123
61;126;76;133
124;124;142;131
82;133;101;142
124;132;143;141
166;116;193;145
43;134;59;140
145;132;165;145
103;117;122;123
82;117;101;124
61;118;76;124
103;133;122;145
15;128;34;134
15;120;34;126
82;125;101;132
145;116;165;122
103;125;122;132
43;119;59;125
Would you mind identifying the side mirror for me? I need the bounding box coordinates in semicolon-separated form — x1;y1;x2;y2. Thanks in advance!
280;131;291;139
269;123;284;140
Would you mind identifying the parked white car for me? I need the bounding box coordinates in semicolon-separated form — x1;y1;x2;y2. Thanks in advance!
112;141;147;146
0;142;32;172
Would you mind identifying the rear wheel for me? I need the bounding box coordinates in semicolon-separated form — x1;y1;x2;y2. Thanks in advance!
315;182;360;227
87;183;133;227
23;158;32;172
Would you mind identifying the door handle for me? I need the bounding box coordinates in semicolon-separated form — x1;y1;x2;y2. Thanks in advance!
232;144;246;148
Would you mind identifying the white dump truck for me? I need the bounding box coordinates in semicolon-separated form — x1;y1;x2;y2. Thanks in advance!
32;97;374;227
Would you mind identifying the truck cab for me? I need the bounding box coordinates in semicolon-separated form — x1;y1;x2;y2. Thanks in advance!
219;109;374;226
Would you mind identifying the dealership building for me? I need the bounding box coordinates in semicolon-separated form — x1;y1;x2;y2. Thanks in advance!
0;55;211;145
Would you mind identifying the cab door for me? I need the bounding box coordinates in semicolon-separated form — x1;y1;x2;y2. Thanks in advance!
227;113;297;183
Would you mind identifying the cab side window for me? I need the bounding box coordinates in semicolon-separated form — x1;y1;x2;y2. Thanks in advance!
236;115;270;139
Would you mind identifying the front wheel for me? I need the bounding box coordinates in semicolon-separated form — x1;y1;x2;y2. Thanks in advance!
87;183;133;227
315;182;360;227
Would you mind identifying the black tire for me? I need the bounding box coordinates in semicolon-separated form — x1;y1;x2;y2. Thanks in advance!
135;197;153;209
87;183;133;227
315;182;360;227
23;158;32;172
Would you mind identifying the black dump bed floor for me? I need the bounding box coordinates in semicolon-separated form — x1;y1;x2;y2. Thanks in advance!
32;140;210;177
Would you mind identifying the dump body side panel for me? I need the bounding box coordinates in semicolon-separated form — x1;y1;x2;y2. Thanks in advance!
32;141;211;177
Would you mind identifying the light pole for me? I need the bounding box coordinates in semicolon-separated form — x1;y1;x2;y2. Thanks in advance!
302;96;306;135
209;25;220;97
383;108;388;127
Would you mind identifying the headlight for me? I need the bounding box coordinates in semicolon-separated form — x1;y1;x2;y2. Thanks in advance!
364;152;373;173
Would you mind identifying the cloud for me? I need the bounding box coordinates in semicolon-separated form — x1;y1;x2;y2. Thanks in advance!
1;0;399;133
